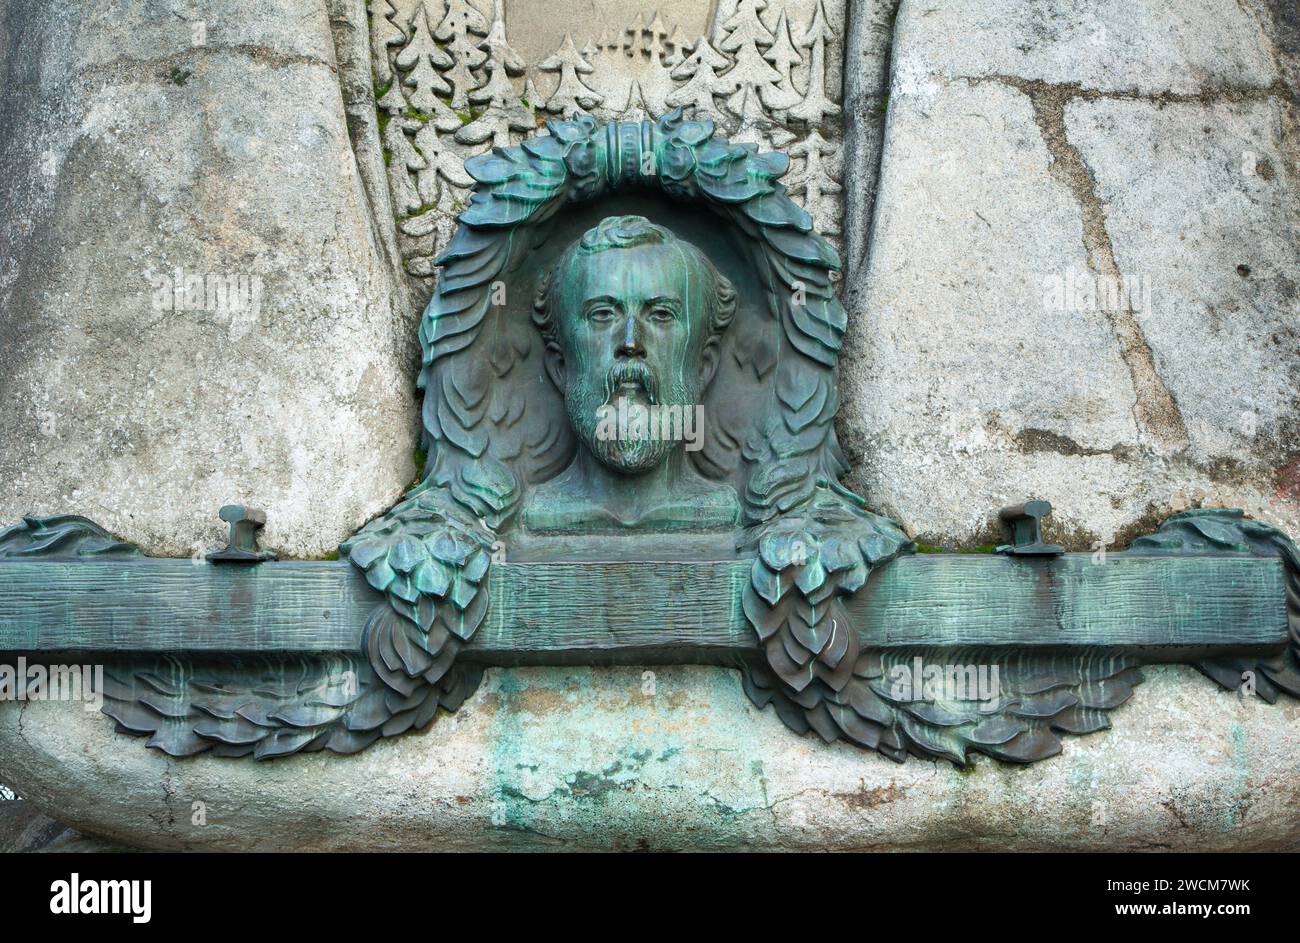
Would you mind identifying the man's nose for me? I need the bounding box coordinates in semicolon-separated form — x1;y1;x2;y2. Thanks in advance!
616;317;645;359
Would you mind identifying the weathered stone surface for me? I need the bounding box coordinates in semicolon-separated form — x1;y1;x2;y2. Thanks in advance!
839;0;1299;549
840;76;1145;544
888;0;1278;95
1;665;1297;851
0;797;130;853
0;0;418;558
1066;96;1298;498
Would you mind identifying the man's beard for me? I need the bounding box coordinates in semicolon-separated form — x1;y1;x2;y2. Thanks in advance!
566;360;694;474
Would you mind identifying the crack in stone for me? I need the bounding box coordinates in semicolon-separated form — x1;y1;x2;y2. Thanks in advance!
14;699;30;753
76;44;336;86
970;75;1290;106
1014;426;1141;460
1016;427;1284;493
977;75;1198;454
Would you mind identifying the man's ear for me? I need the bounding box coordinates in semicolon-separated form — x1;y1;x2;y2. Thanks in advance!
543;343;566;391
699;338;721;389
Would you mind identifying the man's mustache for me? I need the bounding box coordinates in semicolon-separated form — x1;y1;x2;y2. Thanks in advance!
602;360;658;405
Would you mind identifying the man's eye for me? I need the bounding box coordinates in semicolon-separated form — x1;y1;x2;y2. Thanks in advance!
649;307;675;322
588;307;615;322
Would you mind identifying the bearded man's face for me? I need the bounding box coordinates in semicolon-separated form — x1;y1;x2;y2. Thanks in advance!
551;241;712;474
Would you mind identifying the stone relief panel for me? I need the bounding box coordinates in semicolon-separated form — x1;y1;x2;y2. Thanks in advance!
370;0;847;277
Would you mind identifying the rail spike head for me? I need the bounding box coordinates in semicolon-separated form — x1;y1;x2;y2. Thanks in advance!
996;500;1065;557
207;504;276;564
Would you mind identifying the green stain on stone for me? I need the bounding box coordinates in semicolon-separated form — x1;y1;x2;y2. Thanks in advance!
567;763;631;801
490;670;533;838
1224;723;1250;831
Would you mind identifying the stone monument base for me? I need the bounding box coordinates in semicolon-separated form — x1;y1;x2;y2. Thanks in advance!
1;664;1297;851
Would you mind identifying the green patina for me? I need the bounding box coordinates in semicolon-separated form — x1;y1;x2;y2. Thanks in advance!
523;215;742;533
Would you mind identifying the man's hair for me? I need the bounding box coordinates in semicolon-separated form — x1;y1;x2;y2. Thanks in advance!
532;215;736;350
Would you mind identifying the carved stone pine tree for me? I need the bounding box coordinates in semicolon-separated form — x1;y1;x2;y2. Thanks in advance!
625;12;645;57
730;82;794;150
645;12;668;60
639;12;675;115
383;116;426;215
457;82;532;145
522;76;542;111
762;8;803;112
664;24;690;68
620;78;652;123
539;34;603;117
433;0;486;39
435;0;489;109
666;37;731;118
458;6;533;147
604;25;623;55
788;129;841;234
395;1;458;129
389;0;428;33
478;1;525;75
718;0;781;117
788;0;840;124
369;0;406;86
377;82;409;116
711;0;738;43
415;121;475;210
581;35;625;115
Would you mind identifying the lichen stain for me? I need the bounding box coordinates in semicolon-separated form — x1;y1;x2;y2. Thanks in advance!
1276;457;1300;507
567;768;633;801
510;687;581;716
837;782;905;810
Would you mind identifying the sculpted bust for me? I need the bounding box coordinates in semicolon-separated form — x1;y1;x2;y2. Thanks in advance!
525;215;741;532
